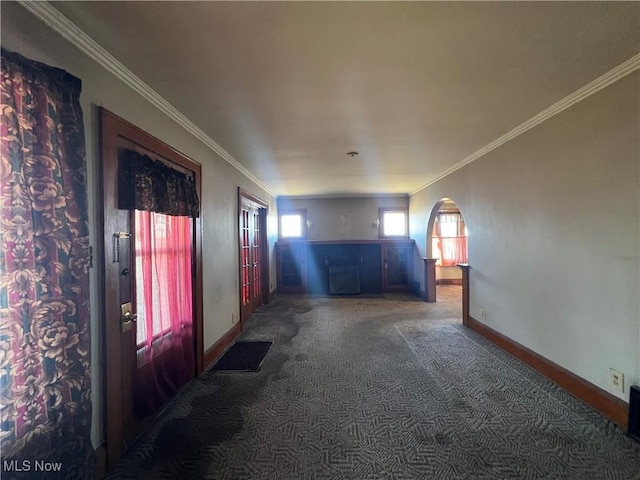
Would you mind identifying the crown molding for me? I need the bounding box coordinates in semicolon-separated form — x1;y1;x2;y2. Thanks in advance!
18;2;638;200
18;0;275;198
409;53;640;196
278;193;409;201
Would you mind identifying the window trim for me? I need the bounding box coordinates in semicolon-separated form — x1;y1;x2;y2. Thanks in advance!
278;209;308;240
378;207;409;238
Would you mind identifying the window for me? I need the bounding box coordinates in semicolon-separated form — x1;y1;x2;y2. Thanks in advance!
135;210;193;364
379;208;408;237
438;213;460;237
279;209;307;239
432;211;467;266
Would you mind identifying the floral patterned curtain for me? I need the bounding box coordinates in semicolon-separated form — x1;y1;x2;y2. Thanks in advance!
0;49;93;477
119;149;200;218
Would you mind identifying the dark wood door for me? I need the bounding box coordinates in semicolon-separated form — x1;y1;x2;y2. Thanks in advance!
101;109;204;469
240;201;252;322
251;207;264;312
101;115;144;465
239;191;268;325
116;219;139;451
383;244;412;291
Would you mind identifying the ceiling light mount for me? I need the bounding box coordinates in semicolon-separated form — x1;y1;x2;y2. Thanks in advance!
346;151;359;157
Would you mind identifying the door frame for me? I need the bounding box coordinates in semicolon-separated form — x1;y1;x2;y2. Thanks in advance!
237;188;269;328
100;109;204;467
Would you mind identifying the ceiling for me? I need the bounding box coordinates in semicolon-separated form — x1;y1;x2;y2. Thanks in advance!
51;1;639;197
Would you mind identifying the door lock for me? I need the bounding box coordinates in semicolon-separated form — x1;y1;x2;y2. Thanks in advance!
120;302;137;333
112;232;132;263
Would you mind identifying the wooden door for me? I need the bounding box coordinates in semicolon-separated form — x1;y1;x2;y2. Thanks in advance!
101;109;204;468
239;190;269;326
113;215;138;449
240;201;253;322
383;244;412;291
251;208;264;312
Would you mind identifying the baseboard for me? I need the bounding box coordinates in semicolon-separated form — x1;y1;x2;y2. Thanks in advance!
467;316;629;428
94;442;107;479
436;278;462;285
203;322;242;371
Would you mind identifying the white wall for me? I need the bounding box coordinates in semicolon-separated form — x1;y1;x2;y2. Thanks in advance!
410;72;640;402
1;2;278;447
437;266;462;281
278;196;408;241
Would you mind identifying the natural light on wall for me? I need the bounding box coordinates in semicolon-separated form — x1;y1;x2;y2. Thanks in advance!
383;211;407;236
281;214;302;237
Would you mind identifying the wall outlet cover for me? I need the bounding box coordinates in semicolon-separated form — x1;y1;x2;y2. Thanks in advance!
609;368;624;393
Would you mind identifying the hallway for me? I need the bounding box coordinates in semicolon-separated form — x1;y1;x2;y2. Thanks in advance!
107;287;640;479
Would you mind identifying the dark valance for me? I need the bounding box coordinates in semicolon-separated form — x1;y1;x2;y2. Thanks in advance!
118;149;200;217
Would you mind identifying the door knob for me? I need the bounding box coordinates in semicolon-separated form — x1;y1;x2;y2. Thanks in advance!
120;302;137;333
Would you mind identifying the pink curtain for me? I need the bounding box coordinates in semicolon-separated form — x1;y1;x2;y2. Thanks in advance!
437;236;468;266
432;213;468;267
133;210;194;415
1;49;93;476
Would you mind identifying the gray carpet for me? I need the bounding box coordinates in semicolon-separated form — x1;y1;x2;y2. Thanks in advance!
107;287;640;479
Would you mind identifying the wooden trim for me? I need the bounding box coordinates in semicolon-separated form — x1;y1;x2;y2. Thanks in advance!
260;208;270;306
203;322;242;370
424;258;437;302
276;239;415;246
458;264;469;326
436;278;463;285
467;316;629;428
238;188;270;328
238;189;247;327
100;108;204;467
238;188;268;209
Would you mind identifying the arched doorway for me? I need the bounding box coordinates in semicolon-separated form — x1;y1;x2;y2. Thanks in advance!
425;199;468;311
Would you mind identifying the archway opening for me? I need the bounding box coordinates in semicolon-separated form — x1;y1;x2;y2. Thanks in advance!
426;198;468;308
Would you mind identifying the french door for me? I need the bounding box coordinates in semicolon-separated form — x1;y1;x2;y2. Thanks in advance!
239;189;269;326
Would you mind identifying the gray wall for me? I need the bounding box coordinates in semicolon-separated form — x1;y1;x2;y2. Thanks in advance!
1;2;278;447
410;72;640;402
278;196;408;241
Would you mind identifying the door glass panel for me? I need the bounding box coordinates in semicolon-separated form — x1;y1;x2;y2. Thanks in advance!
241;207;251;305
134;210;192;365
253;211;262;299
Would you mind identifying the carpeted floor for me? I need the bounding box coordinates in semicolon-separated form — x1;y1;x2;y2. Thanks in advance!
107;286;640;479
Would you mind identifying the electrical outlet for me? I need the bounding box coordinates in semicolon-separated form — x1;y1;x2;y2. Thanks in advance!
231;313;236;324
480;307;486;321
609;368;624;392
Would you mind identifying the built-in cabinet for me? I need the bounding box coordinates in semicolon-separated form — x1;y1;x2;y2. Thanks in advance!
382;244;412;291
276;243;306;293
276;240;414;295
